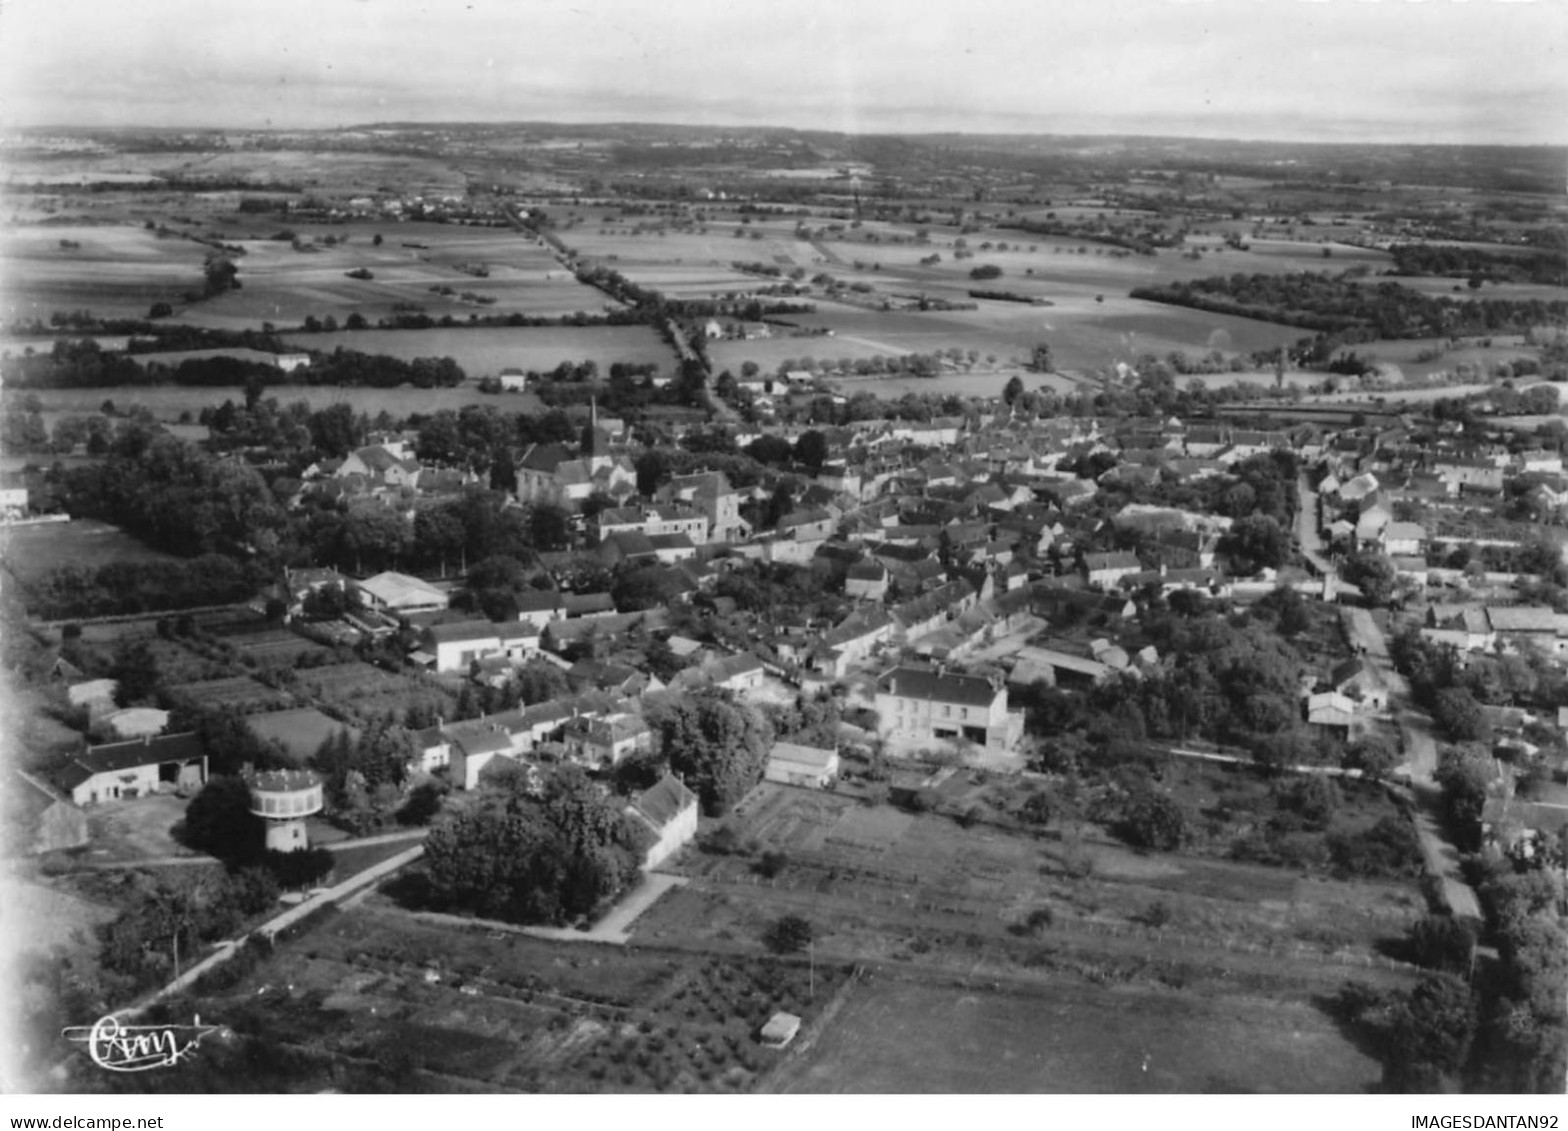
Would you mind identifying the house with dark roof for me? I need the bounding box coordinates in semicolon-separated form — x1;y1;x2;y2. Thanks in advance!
53;733;206;806
845;559;889;601
561;712;653;767
625;773;700;870
874;665;1012;750
1082;551;1142;590
598;531;660;567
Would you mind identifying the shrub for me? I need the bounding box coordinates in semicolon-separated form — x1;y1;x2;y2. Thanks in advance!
1275;776;1341;830
763;915;813;954
1328;816;1421;879
1119;789;1189;852
1402;914;1476;973
755;851;789;879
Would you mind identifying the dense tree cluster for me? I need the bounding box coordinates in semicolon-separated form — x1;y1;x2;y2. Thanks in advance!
422;764;644;925
1387;242;1566;287
18;555;257;621
644;688;772;816
1132;271;1568;341
59;433;287;558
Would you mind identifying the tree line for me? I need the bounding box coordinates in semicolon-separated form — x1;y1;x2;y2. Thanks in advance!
1131;271;1568;342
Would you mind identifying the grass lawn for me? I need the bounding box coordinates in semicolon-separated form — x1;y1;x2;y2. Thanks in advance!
776;975;1381;1093
0;520;178;586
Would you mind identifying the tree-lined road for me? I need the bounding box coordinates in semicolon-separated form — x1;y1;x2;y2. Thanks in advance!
1342;606;1480;920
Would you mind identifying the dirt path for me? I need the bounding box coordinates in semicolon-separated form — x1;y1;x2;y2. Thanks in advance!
1296;474;1334;577
1341;607;1481;920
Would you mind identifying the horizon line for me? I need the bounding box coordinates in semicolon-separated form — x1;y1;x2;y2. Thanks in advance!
7;119;1568;152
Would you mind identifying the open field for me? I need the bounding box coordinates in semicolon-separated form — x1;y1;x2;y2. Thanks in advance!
650;782;1422;967
281;325;673;376
0;223;211;322
775;975;1380;1093
712;293;1300;376
827;370;1079;399
0;520;177;585
169;224;611;331
9;382;547;422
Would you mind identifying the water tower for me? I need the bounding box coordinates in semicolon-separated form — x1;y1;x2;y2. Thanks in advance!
247;769;324;853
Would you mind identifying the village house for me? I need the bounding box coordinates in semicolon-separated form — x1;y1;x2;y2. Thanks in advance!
1329;658;1389;711
1304;691;1356;739
845;560;890;601
420;620;505;673
661;471;749;543
1422;604;1496;653
1377;521;1427;558
625;773;700;870
53;732;206;806
1083;551;1142;590
765;742;841;789
809;607;897;679
561;712;653;767
875;665;1014;750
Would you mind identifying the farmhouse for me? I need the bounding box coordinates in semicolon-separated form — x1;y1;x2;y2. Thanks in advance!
875;665;1012;750
625;773;699;871
53;732;206;806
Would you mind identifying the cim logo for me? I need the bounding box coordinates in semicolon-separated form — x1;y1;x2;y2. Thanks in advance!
62;1014;225;1072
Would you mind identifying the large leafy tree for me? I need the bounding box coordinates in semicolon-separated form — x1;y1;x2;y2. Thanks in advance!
179;776;263;861
646;688;772;816
422;764;642;925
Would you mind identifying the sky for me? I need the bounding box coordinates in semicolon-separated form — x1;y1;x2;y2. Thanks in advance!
0;0;1564;145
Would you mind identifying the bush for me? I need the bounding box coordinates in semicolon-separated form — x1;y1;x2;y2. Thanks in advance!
1402;914;1476;973
1328;816;1421;879
397;781;447;826
265;847;335;889
763;915;813;954
1275;776;1341;830
1119;789;1189;852
755;850;789;879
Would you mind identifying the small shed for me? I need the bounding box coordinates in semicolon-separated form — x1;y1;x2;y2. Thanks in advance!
759;1011;802;1049
766;742;840;789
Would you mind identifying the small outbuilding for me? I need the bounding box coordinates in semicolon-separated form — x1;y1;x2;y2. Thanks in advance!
759;1011;802;1049
766;742;840;789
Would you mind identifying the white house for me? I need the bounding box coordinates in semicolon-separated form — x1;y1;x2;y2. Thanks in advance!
875;665;1012;750
625;773;700;871
53;733;206;806
765;742;840;788
421;620;504;673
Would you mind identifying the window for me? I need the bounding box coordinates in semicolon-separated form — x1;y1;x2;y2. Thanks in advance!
943;705;951;718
